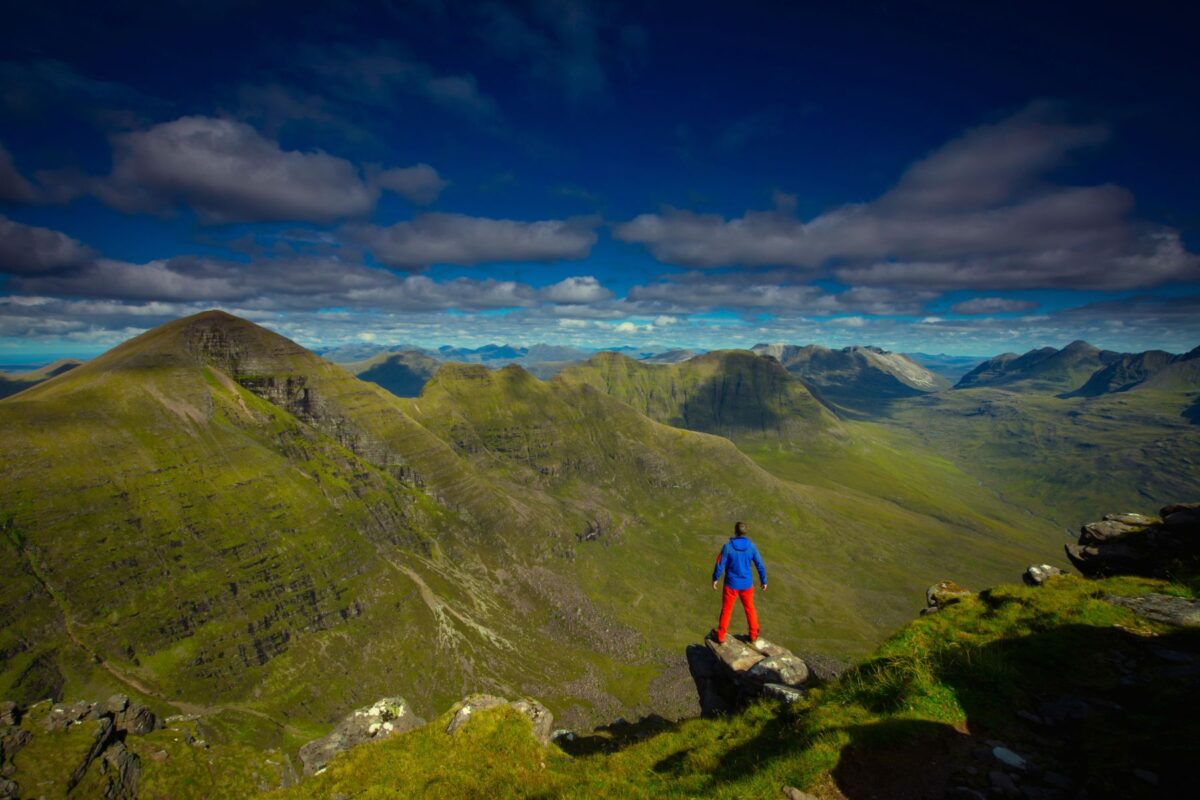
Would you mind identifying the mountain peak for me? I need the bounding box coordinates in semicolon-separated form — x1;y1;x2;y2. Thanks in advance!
1061;339;1098;353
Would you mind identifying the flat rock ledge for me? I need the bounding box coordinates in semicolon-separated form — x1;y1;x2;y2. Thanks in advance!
299;697;424;775
687;635;813;716
1066;503;1200;578
1104;594;1200;628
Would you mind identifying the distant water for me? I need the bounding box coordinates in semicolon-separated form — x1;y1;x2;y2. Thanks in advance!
0;363;48;373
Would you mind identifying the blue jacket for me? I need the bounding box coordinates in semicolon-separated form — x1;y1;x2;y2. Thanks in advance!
712;536;767;590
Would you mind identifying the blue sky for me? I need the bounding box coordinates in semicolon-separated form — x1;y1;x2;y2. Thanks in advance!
1;0;1198;363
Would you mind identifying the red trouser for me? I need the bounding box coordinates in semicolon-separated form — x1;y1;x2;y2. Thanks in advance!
716;585;759;642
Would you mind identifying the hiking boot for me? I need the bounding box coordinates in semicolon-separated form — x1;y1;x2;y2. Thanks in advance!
708;629;725;645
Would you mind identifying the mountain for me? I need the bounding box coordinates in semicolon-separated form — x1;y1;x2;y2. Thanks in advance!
555;350;839;441
2;310;1067;758
750;343;948;415
1067;346;1200;397
0;358;83;399
345;349;442;397
640;349;699;364
437;343;528;361
955;340;1123;392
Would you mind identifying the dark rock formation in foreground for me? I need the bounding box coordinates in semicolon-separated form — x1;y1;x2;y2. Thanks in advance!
1065;503;1200;577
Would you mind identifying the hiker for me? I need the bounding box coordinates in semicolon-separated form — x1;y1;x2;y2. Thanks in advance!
710;521;767;645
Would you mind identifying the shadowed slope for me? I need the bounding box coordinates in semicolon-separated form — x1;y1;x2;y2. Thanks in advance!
751;344;948;417
0;359;84;399
554;350;839;441
346;349;442;398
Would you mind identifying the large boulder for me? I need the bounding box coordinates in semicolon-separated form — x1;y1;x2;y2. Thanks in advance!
1066;503;1200;578
445;694;554;745
699;635;811;704
298;697;424;775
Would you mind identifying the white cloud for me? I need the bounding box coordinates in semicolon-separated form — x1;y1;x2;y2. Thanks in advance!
95;116;380;223
614;103;1199;291
346;213;598;269
0;215;94;275
539;275;613;303
948;297;1038;314
375;163;448;205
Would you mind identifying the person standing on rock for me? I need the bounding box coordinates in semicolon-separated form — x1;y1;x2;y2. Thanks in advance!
710;521;767;645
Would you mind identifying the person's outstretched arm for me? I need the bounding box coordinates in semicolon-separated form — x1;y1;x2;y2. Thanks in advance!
753;544;767;590
712;544;729;589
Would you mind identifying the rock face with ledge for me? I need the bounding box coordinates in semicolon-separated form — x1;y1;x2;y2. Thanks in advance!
1066;504;1200;577
298;697;424;775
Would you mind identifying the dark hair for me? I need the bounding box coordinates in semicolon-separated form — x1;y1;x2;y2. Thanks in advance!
734;521;748;536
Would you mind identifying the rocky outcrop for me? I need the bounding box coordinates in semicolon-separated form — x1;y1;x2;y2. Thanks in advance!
1065;504;1200;577
923;580;975;614
0;697;154;799
298;697;424;775
690;635;812;713
445;694;554;745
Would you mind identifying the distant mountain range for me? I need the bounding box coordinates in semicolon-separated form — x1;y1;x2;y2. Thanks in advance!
0;359;83;399
955;340;1200;396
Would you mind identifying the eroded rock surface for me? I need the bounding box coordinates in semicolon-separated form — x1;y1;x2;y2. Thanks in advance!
1066;504;1200;577
445;694;554;745
298;697;424;775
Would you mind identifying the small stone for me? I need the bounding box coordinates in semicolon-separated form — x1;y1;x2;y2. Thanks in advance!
761;683;805;703
993;746;1027;770
1023;564;1066;586
781;787;818;800
106;694;129;714
550;729;576;743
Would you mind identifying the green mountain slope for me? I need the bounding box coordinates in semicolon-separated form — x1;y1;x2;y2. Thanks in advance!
955;340;1123;393
554;350;839;442
882;383;1200;528
275;569;1200;800
0;312;536;730
0;310;1074;759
